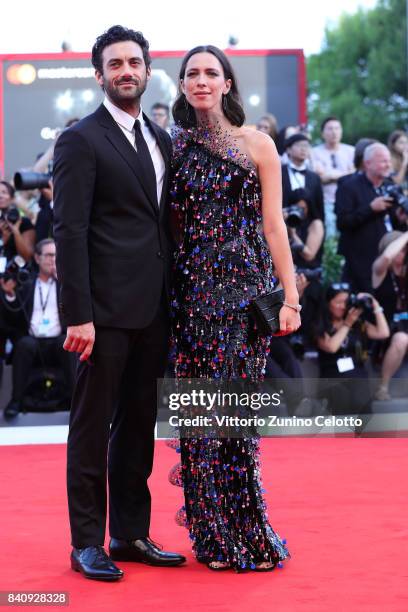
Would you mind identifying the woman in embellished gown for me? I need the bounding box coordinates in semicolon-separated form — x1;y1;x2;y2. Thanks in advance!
170;45;301;572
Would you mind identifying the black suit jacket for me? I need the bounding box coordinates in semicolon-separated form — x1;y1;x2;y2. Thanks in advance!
281;164;325;222
335;173;400;285
53;104;173;328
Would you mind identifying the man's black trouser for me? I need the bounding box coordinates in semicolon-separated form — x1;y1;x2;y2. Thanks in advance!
67;298;169;548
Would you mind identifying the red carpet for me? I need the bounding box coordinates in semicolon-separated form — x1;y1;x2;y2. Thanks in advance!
1;439;407;611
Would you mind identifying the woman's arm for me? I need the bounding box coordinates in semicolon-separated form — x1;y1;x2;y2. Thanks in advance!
249;131;300;332
317;307;361;353
317;327;350;354
372;231;408;289
33;142;55;173
358;294;390;340
289;220;324;262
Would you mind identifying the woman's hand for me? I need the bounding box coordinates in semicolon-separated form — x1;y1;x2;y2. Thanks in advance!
357;292;380;309
278;304;301;335
9;217;22;235
344;307;362;328
0;277;17;298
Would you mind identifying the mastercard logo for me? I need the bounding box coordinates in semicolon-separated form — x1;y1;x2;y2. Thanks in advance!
7;64;36;85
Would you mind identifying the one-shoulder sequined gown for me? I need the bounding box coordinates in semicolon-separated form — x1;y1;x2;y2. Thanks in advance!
170;127;290;571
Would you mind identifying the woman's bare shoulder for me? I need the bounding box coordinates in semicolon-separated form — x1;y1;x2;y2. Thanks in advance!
240;126;275;151
238;127;278;166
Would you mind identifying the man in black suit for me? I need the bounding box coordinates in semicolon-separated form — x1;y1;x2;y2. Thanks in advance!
53;26;185;581
0;238;75;419
335;142;407;292
281;133;325;267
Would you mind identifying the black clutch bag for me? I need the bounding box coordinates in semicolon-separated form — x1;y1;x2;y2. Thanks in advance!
250;289;285;336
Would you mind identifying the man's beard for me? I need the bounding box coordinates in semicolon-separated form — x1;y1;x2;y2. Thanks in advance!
103;75;148;106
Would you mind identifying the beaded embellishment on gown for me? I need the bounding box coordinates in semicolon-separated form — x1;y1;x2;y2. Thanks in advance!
170;125;290;570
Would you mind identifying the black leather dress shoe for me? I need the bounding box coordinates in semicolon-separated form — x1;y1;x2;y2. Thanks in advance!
109;537;186;567
4;400;20;420
71;546;124;581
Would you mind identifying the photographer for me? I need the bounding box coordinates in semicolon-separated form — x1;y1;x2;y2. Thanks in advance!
372;231;408;400
295;267;324;349
265;334;306;416
315;283;389;414
282;134;325;268
0;180;35;262
263;267;324;417
0;238;75;419
335;143;407;292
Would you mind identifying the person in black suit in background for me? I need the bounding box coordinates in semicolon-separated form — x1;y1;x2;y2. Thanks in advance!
53;26;185;581
335;143;407;293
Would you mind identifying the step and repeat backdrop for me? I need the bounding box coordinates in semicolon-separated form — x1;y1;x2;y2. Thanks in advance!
0;50;305;177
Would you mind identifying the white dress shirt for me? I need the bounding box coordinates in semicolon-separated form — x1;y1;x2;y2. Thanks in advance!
30;277;62;338
310;143;355;204
103;96;165;205
288;163;307;191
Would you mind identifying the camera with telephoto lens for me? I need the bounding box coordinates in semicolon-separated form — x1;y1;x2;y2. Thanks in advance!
347;293;374;322
0;205;20;225
378;183;408;214
14;171;51;191
0;255;31;286
296;267;323;282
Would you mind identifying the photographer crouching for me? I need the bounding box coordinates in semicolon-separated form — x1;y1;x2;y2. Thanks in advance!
264;267;324;417
315;283;389;414
372;231;408;400
0;238;75;419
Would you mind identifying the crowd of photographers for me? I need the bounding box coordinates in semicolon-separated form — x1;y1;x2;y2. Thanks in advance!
257;114;408;415
0;107;407;419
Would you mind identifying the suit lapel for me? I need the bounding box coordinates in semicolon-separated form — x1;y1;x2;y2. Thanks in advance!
95;105;159;215
305;169;312;190
282;165;291;202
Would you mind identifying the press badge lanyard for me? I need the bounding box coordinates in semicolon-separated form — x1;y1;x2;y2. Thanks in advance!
337;327;355;373
38;279;54;328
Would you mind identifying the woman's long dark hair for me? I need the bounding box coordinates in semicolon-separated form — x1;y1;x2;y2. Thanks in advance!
314;286;349;340
172;45;245;128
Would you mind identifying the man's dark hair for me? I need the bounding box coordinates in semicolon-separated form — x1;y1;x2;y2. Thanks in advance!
35;238;55;256
172;45;245;128
151;102;170;115
91;25;151;74
321;116;341;132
